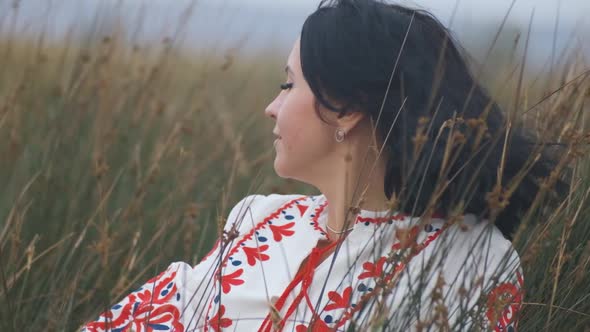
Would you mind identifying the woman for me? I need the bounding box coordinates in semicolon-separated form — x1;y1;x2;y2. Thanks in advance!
82;0;557;331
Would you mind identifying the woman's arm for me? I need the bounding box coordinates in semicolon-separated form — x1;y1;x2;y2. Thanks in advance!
80;194;265;332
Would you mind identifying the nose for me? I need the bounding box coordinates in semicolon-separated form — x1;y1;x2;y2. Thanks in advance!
264;94;280;120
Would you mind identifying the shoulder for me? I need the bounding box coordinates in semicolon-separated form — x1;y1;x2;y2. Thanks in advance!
442;214;519;266
417;215;524;329
224;193;312;232
434;213;522;288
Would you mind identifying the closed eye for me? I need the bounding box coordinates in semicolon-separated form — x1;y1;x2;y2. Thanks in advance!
280;83;293;90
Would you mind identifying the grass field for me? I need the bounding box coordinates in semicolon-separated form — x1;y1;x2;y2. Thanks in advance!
0;5;589;331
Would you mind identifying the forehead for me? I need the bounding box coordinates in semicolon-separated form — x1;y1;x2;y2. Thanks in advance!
286;38;300;71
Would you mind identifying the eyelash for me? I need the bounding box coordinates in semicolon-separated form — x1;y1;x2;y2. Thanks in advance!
280;82;293;90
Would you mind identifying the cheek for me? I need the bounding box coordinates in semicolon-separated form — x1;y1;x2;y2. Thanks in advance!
278;93;317;146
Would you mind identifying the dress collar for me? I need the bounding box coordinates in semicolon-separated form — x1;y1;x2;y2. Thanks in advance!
313;194;406;227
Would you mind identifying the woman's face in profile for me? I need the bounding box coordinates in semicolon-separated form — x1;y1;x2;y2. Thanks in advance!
264;38;337;183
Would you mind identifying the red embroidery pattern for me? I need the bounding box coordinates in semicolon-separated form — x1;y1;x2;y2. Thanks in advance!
295;319;332;332
224;197;308;263
242;245;270;266
358;257;387;280
269;222;295;241
296;204;309;216
486;271;524;331
83;267;184;332
220;269;245;294
325;286;353;311
205;196;318;331
258;209;448;332
330;224;449;329
356;212;406;224
209;305;233;332
310;202;329;234
394;226;421;250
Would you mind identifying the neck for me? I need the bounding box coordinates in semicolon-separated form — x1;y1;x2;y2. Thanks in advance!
318;144;390;236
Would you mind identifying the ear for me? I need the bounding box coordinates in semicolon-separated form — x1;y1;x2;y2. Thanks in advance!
336;110;365;132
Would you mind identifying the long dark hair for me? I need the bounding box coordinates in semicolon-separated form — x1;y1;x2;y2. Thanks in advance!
300;0;565;239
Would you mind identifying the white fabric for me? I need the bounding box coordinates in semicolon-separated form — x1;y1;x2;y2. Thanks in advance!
81;193;523;332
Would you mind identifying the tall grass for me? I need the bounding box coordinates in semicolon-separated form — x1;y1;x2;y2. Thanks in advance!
0;25;308;332
0;2;589;331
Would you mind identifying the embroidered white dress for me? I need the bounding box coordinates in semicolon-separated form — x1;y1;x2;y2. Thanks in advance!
82;193;523;332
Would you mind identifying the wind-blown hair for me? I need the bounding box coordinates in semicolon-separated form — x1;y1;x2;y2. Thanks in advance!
300;0;565;239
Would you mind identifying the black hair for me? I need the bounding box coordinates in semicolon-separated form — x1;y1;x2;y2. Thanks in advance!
300;0;566;239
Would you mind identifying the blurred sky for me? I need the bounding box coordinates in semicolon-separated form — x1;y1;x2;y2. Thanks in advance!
1;0;588;66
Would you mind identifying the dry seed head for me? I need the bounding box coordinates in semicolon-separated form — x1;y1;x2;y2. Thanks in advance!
412;132;428;152
93;155;110;179
458;286;468;298
79;52;91;63
388;193;399;211
451;131;466;146
395;226;420;250
221;53;234;71
223;223;240;245
466;118;483;129
267;299;283;331
418;116;430;126
184;203;199;219
348;205;361;215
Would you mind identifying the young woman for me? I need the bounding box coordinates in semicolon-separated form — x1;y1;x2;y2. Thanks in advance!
83;0;559;331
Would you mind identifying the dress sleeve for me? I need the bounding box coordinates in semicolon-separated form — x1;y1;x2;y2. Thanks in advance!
442;222;525;331
379;219;524;331
80;194;265;332
465;245;524;332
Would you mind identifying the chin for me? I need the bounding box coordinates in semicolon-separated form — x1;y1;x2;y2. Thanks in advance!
273;157;295;180
273;158;286;178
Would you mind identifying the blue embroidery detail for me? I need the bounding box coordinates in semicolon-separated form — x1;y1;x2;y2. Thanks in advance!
232;260;242;266
214;294;220;303
161;289;169;296
148;323;170;330
324;315;333;323
112;304;122;310
365;222;370;226
177;293;181;301
167;282;173;289
285;215;295;220
358;283;368;292
424;224;433;232
258;236;268;242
